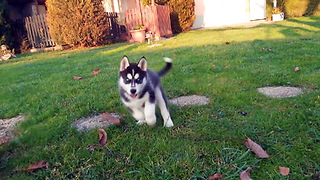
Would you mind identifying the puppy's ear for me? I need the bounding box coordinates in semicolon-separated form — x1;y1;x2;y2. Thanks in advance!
138;57;147;71
120;56;130;71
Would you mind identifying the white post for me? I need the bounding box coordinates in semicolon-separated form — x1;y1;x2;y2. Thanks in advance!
113;0;120;12
273;0;277;8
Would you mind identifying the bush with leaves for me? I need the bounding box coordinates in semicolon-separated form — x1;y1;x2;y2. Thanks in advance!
0;0;14;49
46;0;111;47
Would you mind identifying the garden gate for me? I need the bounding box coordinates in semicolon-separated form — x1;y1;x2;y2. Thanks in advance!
125;5;172;40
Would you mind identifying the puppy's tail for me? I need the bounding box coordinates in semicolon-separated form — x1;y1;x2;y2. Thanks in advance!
158;57;172;77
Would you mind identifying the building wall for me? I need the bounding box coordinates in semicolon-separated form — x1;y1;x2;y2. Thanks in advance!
192;0;260;29
8;2;46;21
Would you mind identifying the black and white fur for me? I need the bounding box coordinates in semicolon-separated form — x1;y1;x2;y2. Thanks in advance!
118;56;174;127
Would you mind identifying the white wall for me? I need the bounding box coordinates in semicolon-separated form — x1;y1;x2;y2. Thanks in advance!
192;0;251;29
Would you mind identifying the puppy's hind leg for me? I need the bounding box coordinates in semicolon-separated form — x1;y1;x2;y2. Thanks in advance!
155;87;174;127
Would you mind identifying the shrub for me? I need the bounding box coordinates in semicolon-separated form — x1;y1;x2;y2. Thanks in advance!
0;0;14;49
46;0;112;47
167;0;195;33
284;0;320;18
266;0;320;19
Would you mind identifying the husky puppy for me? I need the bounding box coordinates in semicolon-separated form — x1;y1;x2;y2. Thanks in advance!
118;56;174;127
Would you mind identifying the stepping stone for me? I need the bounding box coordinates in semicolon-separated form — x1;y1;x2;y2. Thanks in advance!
169;95;210;107
0;115;25;142
257;86;303;98
72;113;122;131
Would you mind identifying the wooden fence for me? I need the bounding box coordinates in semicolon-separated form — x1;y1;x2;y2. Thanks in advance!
11;12;120;49
25;14;55;48
125;5;172;40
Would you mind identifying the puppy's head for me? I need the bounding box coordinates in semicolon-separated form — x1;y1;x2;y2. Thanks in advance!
119;56;147;98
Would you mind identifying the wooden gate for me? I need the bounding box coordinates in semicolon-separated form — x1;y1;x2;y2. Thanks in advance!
125;5;172;40
24;14;55;48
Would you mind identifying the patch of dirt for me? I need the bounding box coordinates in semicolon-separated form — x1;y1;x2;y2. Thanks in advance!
169;95;210;107
257;86;304;98
72;113;122;131
0;115;25;140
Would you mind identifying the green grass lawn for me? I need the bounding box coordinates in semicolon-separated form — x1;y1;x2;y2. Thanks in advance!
1;16;320;179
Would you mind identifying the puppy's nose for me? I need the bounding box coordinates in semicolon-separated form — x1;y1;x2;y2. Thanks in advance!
130;89;136;94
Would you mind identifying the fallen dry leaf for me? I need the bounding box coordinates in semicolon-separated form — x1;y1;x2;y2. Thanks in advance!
212;64;216;68
294;67;300;72
98;129;107;147
209;173;224;180
73;76;83;80
0;137;10;144
240;167;253;180
244;138;270;158
91;69;101;75
279;166;290;176
22;160;50;172
102;112;121;125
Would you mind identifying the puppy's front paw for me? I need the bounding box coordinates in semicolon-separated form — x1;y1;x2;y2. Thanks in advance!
164;119;174;128
137;120;146;125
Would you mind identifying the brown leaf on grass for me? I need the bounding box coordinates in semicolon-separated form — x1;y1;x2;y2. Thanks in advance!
240;167;253;180
22;160;50;172
98;129;107;147
102;113;121;125
91;69;101;75
73;76;83;80
244;138;270;158
209;173;224;180
0;137;10;144
279;166;290;176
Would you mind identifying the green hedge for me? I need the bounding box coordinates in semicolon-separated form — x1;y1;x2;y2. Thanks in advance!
267;0;320;19
0;0;14;49
46;0;112;47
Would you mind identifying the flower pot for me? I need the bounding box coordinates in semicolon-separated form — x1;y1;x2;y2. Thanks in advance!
130;29;146;43
272;12;284;21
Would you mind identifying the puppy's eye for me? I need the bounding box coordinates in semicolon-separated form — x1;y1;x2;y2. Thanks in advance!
125;78;131;83
136;78;143;83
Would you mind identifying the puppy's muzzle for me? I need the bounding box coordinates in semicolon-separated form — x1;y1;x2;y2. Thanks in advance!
130;89;137;98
